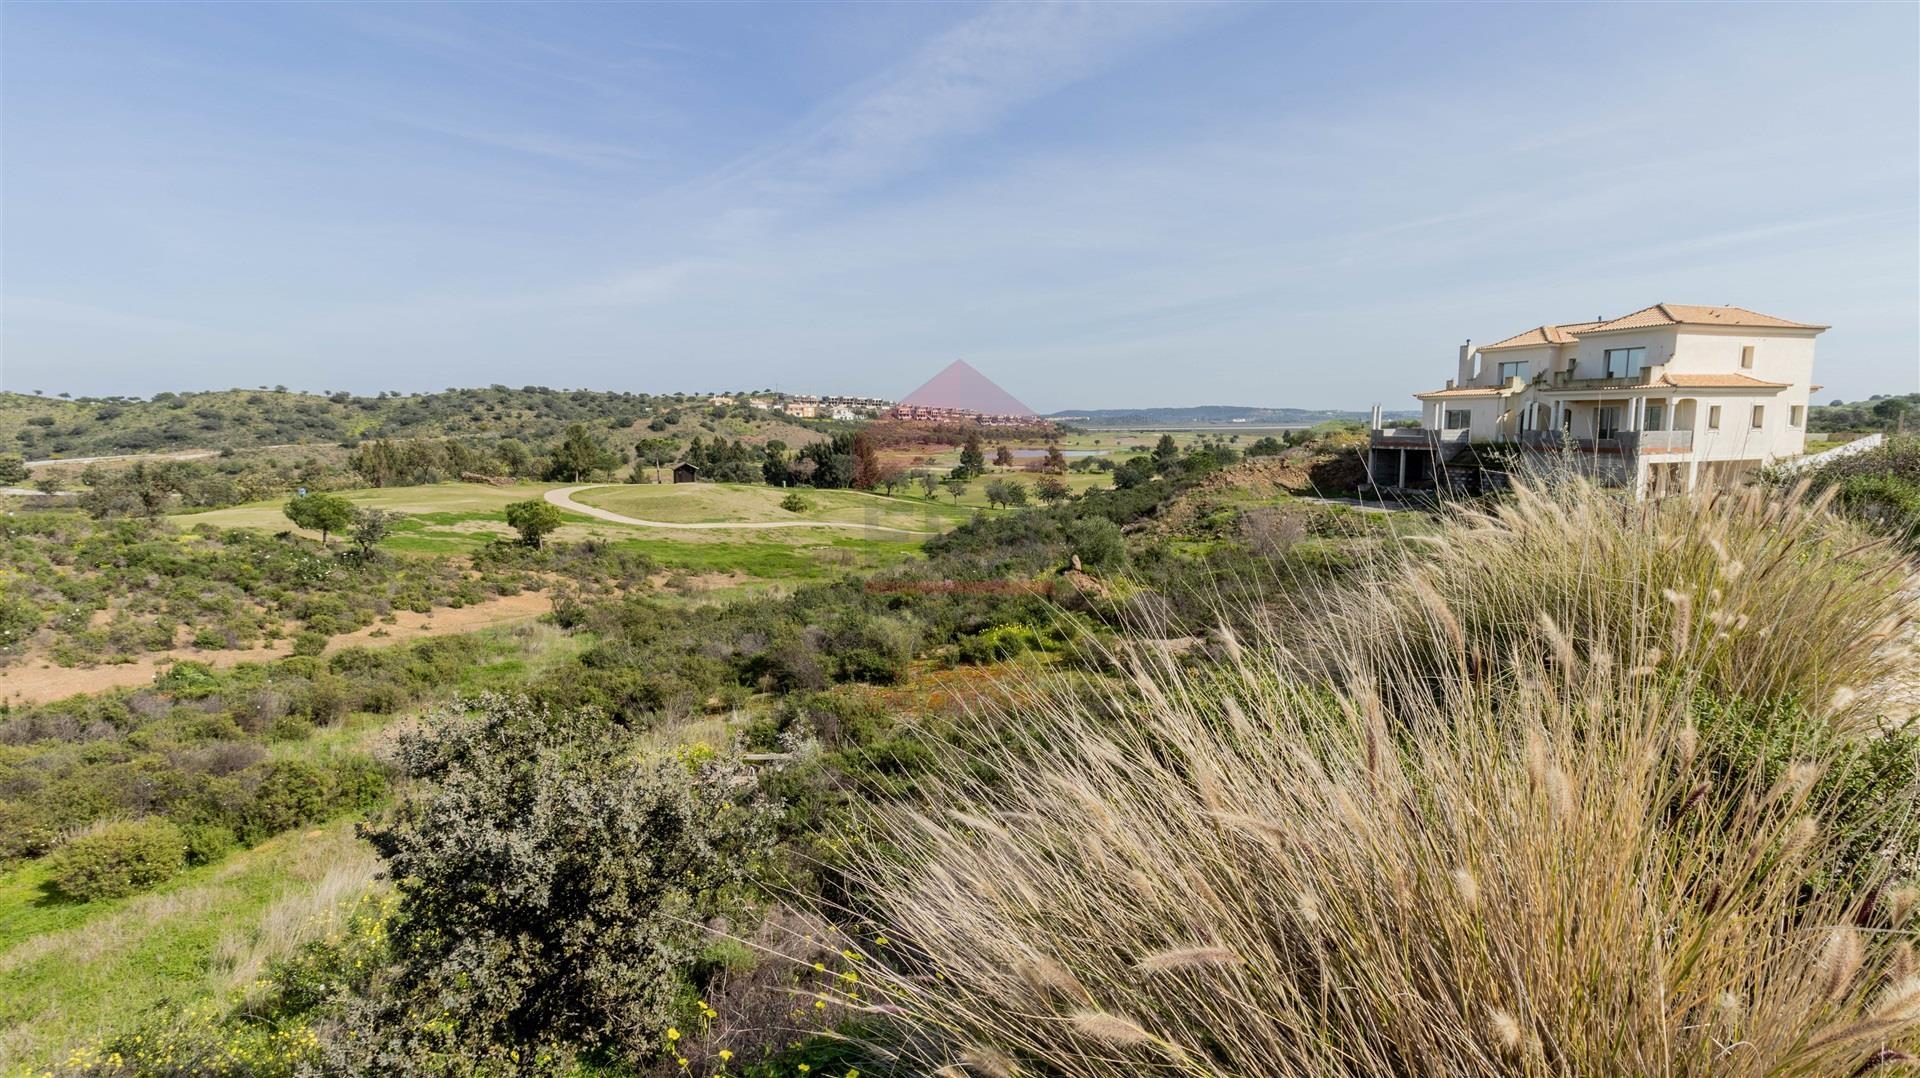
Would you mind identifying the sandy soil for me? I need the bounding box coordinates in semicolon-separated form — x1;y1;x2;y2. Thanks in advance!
0;590;552;707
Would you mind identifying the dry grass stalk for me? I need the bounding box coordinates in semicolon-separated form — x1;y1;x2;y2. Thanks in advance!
838;475;1920;1075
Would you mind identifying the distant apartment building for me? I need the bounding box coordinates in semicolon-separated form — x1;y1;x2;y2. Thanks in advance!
886;403;1036;427
776;395;820;419
1370;303;1825;497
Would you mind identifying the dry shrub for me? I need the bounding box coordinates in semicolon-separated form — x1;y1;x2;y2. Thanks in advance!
841;476;1920;1075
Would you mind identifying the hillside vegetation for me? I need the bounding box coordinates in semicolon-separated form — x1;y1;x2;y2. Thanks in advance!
3;430;1916;1075
0;387;831;460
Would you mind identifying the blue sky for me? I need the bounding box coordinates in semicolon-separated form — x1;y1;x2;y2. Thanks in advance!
3;1;1915;411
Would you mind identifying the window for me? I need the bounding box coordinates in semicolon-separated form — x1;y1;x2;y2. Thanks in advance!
1790;404;1805;427
1497;361;1527;382
1751;405;1765;429
1443;409;1471;431
1740;345;1755;370
1604;347;1647;378
1644;403;1665;431
1707;405;1722;430
1596;406;1622;438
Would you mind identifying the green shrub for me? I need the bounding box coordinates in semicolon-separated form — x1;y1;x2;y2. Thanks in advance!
180;823;236;866
344;695;776;1067
780;492;813;513
49;818;186;901
243;761;332;840
290;630;329;657
156;660;223;699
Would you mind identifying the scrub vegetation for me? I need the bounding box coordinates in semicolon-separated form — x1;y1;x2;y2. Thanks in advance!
3;410;1916;1075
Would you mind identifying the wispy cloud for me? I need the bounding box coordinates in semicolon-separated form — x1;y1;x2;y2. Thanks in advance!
691;2;1218;215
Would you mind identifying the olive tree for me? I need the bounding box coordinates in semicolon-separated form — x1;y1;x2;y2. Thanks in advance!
504;498;564;548
284;492;355;545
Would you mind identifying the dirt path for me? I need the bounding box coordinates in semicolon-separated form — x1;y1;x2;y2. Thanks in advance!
0;590;552;707
546;485;940;534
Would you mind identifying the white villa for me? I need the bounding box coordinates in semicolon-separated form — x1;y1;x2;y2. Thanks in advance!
1369;303;1826;497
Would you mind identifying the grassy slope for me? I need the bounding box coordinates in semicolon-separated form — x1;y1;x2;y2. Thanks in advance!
0;625;589;1072
173;483;933;584
574;483;973;530
0;819;372;1071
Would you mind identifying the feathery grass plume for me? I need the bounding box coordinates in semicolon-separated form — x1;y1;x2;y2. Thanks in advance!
1068;1010;1155;1048
836;473;1920;1075
1819;927;1867;1001
958;1046;1017;1077
1017;954;1085;998
1136;945;1239;975
1890;886;1920;927
1486;1008;1522;1054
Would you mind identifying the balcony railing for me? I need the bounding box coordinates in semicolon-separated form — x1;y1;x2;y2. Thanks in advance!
1540;362;1669;391
1370;427;1469;447
1521;430;1694;453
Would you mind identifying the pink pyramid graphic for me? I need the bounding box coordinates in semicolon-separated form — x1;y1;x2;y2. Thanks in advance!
898;360;1035;417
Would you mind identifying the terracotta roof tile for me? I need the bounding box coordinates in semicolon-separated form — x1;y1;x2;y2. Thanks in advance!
1655;373;1790;389
1481;321;1603;350
1583;304;1826;334
1414;386;1506;399
1479;306;1821;352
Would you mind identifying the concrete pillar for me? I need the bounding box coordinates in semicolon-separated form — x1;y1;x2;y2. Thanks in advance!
1397;448;1407;488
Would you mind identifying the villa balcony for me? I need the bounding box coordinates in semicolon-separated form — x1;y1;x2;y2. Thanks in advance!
1370;427;1469;447
1542;370;1657;391
1520;430;1693;454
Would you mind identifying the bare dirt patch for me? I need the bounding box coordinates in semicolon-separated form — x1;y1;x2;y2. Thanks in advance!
0;590;552;707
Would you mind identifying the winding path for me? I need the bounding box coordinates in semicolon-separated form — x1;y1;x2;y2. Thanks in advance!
544;485;943;535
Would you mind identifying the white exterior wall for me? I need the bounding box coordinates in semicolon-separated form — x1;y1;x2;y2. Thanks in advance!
1669;328;1817;384
1684;392;1806;463
1474;344;1555;386
1570;328;1680;379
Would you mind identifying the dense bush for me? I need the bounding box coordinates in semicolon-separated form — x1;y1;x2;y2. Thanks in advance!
344;695;777;1068
49;817;186;901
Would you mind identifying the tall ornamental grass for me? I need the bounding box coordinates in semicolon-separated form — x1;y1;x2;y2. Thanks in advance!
841;477;1920;1075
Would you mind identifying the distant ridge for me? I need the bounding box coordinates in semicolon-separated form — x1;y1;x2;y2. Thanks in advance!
899;360;1035;417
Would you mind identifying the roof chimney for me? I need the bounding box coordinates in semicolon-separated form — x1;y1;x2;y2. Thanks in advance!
1457;340;1475;386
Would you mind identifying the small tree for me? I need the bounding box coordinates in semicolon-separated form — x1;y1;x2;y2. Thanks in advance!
543;423;619;483
993;445;1015;468
284;492;355;545
1034;474;1071;505
877;464;907;496
505;499;564;548
495;438;533;477
944;477;969;504
635;437;677;483
350;507;402;558
1003;480;1029;507
852;431;883;490
916;469;939;499
957;430;986;478
1152;433;1180;463
34;475;62;496
1043;444;1068;473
